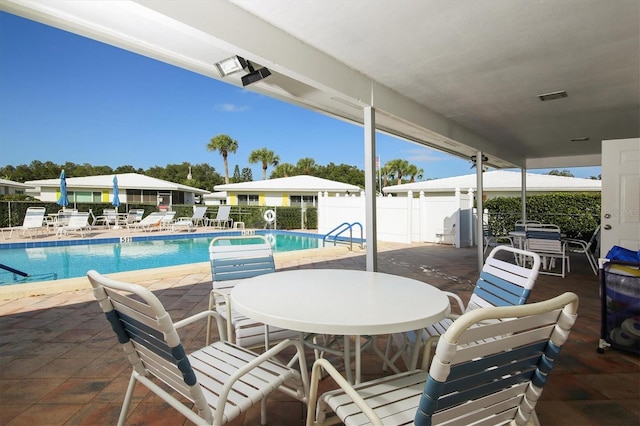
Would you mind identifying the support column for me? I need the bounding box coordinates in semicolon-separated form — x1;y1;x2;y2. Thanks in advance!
364;106;378;271
475;151;484;272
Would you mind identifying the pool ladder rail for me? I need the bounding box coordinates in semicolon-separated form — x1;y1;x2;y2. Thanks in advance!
323;222;364;251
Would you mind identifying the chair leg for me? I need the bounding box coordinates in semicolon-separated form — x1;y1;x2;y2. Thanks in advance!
206;292;215;345
118;373;138;426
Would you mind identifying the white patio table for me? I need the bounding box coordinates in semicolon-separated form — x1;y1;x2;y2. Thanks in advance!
231;269;450;384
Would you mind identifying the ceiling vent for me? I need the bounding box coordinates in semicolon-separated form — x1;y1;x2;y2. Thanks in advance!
537;90;568;101
570;137;590;142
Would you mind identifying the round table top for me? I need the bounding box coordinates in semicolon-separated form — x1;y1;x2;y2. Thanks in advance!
231;269;450;335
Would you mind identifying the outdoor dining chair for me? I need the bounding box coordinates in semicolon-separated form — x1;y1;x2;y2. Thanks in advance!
307;292;579;426
563;224;600;275
525;224;569;277
207;235;300;349
87;270;309;426
386;245;541;371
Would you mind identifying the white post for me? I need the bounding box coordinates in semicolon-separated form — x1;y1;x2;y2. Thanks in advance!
364;106;378;271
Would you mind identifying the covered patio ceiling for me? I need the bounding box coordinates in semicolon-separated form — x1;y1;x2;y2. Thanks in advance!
2;0;638;170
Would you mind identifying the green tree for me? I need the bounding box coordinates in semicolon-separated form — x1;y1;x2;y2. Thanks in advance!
547;169;574;177
207;134;238;184
231;165;241;183
114;165;143;174
271;163;296;178
241;167;253;182
296;157;316;175
405;164;424;182
315;162;365;187
384;159;411;185
249;148;280;180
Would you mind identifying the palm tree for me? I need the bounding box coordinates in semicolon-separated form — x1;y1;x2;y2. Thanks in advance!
296;157;316;175
406;164;424;182
384;159;410;184
271;163;296;178
249;148;280;180
207;134;238;184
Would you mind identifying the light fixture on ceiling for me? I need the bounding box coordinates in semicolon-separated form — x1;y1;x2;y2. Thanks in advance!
241;61;271;87
537;90;568;101
215;55;247;77
570;137;590;142
470;154;489;162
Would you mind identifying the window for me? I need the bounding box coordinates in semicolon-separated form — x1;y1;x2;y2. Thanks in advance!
237;194;259;205
290;195;317;207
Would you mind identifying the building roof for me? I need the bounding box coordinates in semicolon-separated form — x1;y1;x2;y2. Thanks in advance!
214;175;361;193
0;178;33;189
25;173;210;194
383;170;601;194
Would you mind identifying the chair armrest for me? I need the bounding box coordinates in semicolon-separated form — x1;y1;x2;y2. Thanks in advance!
442;291;466;314
308;358;383;426
215;338;310;423
174;309;227;342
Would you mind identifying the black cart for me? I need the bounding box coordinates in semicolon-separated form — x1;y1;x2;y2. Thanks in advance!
598;259;640;354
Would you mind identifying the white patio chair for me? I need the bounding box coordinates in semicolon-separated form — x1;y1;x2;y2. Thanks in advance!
563;224;600;274
178;205;209;227
386;245;541;370
435;222;455;244
160;210;177;230
94;208;117;228
525;224;569;277
307;292;579;426
55;212;90;238
207;235;300;349
209;205;232;229
0;206;46;239
483;221;514;253
87;270;308;426
127;211;165;232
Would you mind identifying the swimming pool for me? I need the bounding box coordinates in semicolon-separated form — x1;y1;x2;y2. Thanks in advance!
0;231;322;285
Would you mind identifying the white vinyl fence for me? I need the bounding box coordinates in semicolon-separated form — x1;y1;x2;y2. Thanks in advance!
317;189;476;247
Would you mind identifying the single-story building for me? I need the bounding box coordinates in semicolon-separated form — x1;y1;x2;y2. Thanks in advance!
214;175;362;207
202;191;227;206
383;170;601;199
0;178;33;196
25;173;210;208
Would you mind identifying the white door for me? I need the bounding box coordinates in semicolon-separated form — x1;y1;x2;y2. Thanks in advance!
601;138;640;256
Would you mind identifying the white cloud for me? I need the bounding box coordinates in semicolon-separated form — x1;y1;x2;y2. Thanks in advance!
215;103;250;112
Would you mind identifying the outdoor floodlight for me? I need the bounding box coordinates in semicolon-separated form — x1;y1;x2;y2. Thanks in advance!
215;55;247;77
241;64;272;86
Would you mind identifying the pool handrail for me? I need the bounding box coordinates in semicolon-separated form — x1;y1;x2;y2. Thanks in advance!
323;222;364;251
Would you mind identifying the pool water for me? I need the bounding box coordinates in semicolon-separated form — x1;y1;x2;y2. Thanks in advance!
0;232;321;284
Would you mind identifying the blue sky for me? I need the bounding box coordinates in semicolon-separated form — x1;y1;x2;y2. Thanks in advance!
0;12;601;180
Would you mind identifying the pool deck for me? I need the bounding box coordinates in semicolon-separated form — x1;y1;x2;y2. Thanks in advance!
0;227;638;425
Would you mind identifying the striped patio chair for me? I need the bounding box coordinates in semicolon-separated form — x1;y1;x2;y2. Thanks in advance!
307;292;579;426
88;270;308;426
386;245;541;371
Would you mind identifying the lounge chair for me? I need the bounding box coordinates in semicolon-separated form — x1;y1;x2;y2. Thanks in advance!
171;217;196;232
178;205;209;227
307;292;579;426
94;208;117;228
209;205;232;229
160;211;177;230
55;212;90;238
127;211;165;232
0;206;46;239
87;270;309;426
